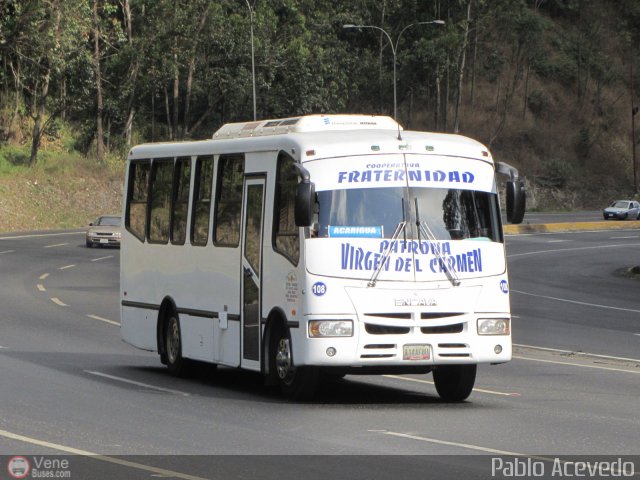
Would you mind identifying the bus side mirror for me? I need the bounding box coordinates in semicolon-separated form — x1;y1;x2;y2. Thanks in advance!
506;180;526;224
295;181;315;227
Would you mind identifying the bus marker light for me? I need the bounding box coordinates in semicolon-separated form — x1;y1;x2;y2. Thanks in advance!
326;347;337;357
495;345;503;354
306;149;316;157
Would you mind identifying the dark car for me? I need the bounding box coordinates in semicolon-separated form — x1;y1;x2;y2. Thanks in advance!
86;215;122;247
603;200;640;220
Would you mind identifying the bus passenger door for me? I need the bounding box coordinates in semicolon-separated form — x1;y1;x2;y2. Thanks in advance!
240;177;265;370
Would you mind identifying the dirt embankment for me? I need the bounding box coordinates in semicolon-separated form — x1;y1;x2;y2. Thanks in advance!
0;168;123;233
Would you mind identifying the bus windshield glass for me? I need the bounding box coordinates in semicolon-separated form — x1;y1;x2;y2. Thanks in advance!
315;187;501;242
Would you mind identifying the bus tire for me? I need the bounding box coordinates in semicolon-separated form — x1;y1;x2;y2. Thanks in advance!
164;312;186;376
433;364;476;402
269;323;319;400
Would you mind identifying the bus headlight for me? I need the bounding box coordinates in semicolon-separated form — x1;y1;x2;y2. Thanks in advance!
477;318;510;335
309;320;353;338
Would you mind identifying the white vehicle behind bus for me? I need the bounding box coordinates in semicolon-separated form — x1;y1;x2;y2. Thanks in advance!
120;114;525;401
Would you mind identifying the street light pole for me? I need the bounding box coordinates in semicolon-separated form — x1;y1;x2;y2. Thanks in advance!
343;20;444;122
245;0;257;121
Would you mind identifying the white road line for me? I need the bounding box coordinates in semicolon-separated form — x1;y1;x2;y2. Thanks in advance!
85;370;190;396
512;289;640;313
507;243;638;258
0;346;7;349
39;273;50;280
0;232;83;240
0;250;14;254
611;235;639;239
44;243;69;248
515;343;640;363
50;297;68;307
383;431;526;456
58;264;76;270
547;239;569;243
0;428;208;480
87;314;120;326
37;284;46;292
91;255;114;262
513;355;640;374
383;374;520;397
380;431;587;471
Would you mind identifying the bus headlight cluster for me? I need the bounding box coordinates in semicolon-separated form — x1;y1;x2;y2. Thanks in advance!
308;320;353;338
477;318;510;335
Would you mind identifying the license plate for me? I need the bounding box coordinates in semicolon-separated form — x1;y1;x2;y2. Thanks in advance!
100;238;109;243
403;344;431;361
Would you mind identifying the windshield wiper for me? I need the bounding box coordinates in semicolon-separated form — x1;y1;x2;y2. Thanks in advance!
414;199;460;287
368;200;406;288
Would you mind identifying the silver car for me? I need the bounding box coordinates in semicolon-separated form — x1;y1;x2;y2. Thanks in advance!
602;200;640;220
86;215;122;247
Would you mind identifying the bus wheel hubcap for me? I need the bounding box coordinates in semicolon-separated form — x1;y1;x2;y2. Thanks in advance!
276;338;292;380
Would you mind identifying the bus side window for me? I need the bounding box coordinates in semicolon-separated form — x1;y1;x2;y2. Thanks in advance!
191;155;214;246
126;160;151;242
149;159;174;244
273;152;300;264
171;157;191;245
213;155;244;247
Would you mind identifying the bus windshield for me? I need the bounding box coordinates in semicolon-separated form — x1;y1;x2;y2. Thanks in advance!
314;187;502;242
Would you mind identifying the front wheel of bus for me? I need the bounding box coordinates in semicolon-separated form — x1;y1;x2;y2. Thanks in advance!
165;313;185;376
269;324;318;400
433;364;476;402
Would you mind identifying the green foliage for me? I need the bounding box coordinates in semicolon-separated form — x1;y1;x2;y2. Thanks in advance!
0;0;636;212
537;159;574;189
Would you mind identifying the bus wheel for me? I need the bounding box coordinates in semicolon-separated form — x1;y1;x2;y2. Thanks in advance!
433;364;476;402
165;313;185;376
270;324;318;400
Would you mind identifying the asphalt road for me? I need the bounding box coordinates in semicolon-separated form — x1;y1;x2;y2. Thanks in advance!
0;228;638;479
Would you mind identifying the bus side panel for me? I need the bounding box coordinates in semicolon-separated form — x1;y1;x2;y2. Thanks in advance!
120;305;157;352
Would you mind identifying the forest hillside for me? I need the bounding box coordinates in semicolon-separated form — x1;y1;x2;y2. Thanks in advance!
1;0;640;231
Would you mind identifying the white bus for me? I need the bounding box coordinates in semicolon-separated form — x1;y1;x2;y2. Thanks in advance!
120;114;525;401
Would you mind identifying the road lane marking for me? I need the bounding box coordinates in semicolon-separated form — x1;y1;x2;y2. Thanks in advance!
611;235;639;239
39;273;50;280
37;284;46;292
50;297;68;307
547;239;569;243
515;344;640;363
383;374;520;397
0;250;14;254
85;370;190;396
0;428;208;480
87;314;120;326
58;264;76;270
0;232;83;240
507;243;638;258
91;255;114;262
383;431;526;456
512;289;640;313
0;346;7;349
379;431;608;473
44;243;69;248
513;355;640;374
